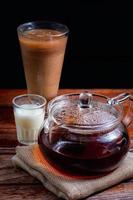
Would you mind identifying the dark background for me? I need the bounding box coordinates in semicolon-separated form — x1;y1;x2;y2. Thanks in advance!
0;1;133;89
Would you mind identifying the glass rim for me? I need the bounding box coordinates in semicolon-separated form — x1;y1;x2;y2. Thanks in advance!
17;20;69;38
12;94;47;109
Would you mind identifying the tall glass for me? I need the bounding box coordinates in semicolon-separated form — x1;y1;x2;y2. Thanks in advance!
17;21;69;100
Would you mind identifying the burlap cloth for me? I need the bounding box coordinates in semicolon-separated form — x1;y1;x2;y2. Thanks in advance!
12;144;133;200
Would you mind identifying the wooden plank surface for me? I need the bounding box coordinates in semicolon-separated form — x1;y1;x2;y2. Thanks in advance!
0;89;133;200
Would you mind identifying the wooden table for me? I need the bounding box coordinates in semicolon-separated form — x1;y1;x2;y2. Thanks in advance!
0;89;133;200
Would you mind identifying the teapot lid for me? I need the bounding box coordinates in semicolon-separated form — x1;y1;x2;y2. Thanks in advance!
48;92;124;132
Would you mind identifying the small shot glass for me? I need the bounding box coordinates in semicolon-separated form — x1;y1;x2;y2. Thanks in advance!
12;94;46;145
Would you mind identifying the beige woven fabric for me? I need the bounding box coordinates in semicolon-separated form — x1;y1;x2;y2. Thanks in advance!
12;144;133;200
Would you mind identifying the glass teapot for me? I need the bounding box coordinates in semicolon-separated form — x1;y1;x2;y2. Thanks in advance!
38;92;133;175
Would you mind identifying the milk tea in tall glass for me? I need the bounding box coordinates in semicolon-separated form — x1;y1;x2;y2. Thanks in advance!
17;21;69;100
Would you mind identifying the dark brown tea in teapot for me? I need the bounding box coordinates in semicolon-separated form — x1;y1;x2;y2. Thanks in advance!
38;123;129;175
38;93;131;175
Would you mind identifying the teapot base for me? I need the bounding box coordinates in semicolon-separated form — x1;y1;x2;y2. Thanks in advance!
39;145;123;177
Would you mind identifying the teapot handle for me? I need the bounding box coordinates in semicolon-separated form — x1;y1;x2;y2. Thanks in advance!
108;93;133;127
123;95;133;127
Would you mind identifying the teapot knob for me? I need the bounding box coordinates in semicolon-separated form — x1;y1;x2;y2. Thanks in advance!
79;92;93;108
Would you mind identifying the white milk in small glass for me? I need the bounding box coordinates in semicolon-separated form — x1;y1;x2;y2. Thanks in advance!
14;104;45;145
